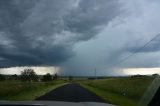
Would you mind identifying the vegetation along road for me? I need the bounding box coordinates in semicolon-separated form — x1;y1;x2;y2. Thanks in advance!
0;69;156;106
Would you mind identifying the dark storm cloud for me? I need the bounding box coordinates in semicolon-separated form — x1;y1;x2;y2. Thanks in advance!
0;0;122;67
64;0;122;41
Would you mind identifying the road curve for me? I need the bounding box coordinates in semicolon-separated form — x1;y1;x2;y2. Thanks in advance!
35;83;105;103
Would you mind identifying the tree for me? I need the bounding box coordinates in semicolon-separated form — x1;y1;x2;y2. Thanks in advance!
53;73;58;80
42;73;52;81
0;74;6;81
20;69;38;82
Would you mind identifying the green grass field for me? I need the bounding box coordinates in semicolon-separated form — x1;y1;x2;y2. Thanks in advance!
0;80;67;100
78;76;155;106
0;76;156;106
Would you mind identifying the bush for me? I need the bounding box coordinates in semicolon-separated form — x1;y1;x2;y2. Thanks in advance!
11;74;18;80
0;74;5;81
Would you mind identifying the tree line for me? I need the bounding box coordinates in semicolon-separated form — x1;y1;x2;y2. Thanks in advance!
0;68;58;82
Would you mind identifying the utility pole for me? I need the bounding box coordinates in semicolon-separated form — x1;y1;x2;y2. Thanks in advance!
94;68;97;79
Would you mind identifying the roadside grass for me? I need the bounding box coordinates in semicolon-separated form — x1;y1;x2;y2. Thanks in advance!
0;80;67;100
78;76;155;106
81;84;137;106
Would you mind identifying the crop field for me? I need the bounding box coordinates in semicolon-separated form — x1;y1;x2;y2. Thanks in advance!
78;76;155;106
0;80;67;100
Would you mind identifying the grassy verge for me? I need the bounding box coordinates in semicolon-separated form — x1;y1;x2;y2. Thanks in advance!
81;83;137;106
0;80;67;100
78;76;154;106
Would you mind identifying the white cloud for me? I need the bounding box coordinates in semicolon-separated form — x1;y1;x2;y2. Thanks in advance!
123;68;160;75
0;66;59;75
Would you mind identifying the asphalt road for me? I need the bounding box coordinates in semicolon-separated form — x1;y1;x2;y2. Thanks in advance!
36;83;105;103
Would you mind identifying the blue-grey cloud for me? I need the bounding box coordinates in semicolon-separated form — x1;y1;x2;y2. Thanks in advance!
126;34;160;53
0;0;122;67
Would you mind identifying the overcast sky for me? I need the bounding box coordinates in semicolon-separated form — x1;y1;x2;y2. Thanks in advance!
0;0;160;76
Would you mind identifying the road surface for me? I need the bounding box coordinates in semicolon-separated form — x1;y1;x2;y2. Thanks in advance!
36;83;105;103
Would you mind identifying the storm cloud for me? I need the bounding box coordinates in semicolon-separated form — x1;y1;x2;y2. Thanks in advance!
1;0;160;76
59;0;160;76
0;0;122;67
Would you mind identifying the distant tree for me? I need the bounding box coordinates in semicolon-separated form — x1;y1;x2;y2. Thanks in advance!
152;73;159;77
42;73;52;81
68;76;73;81
20;69;38;82
0;74;6;81
53;73;58;80
131;74;143;78
11;74;18;80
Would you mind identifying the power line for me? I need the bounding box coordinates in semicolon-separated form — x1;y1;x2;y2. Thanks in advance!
113;33;160;67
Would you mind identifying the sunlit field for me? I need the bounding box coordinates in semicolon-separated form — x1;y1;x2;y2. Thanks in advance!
0;80;67;100
78;76;155;106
